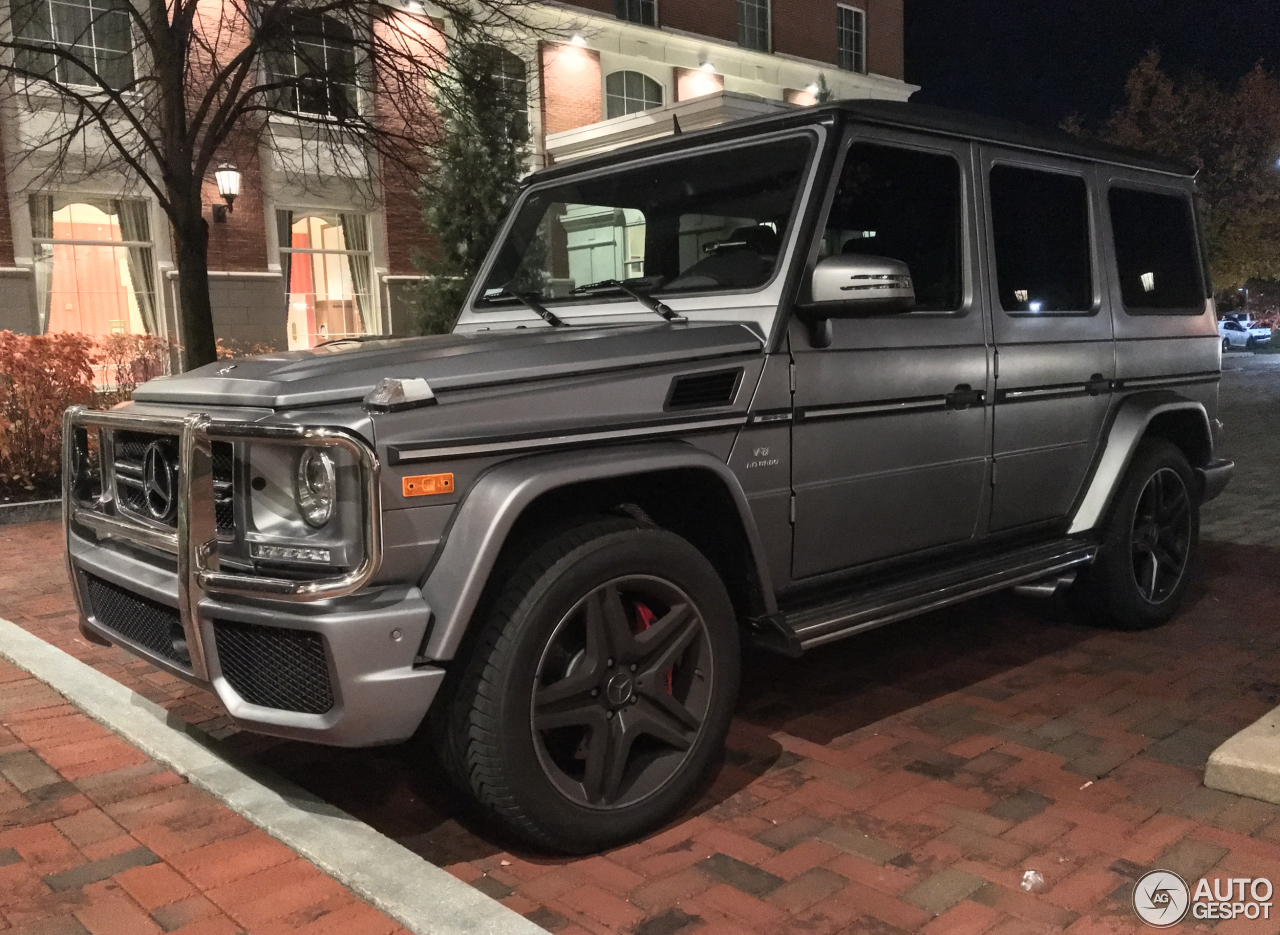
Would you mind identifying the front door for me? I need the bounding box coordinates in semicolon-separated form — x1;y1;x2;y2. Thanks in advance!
790;131;992;580
979;150;1115;532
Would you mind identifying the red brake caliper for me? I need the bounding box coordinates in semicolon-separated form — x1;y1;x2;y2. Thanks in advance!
634;603;673;694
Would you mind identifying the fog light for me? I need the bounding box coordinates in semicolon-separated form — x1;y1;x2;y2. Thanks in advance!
251;543;332;564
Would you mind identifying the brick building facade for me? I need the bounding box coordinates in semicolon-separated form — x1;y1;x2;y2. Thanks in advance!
0;0;913;350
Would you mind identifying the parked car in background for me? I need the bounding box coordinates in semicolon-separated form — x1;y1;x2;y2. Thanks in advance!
63;101;1234;853
1219;317;1272;350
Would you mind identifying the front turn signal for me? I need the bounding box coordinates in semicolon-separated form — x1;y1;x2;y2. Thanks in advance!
402;473;454;497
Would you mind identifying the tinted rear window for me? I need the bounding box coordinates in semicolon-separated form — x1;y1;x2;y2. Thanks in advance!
1109;187;1204;313
990;165;1094;314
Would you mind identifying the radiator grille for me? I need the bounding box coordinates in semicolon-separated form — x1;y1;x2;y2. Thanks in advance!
214;621;334;714
113;432;235;533
85;575;190;667
666;368;743;410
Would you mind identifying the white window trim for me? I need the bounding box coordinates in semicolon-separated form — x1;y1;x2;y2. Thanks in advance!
737;0;772;53
602;68;667;120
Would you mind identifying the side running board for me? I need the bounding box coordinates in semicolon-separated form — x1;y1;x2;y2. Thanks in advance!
751;538;1097;656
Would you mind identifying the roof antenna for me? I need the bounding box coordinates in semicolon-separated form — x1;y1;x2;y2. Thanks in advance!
671;114;682;135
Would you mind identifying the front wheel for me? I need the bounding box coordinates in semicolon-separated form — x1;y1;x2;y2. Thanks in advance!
1071;439;1199;630
1223;337;1232;352
438;518;740;853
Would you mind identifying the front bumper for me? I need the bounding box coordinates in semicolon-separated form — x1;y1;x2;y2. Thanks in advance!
62;406;442;746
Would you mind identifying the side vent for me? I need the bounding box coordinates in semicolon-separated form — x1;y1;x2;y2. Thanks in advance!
665;368;743;411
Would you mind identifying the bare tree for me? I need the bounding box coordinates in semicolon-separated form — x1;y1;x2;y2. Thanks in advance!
0;0;557;366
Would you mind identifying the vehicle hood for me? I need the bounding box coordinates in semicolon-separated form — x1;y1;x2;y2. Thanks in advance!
132;323;765;409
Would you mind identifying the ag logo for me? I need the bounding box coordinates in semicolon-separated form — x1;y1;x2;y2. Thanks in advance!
1133;870;1189;927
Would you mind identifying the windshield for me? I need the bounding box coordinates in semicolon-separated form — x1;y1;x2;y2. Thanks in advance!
477;135;814;308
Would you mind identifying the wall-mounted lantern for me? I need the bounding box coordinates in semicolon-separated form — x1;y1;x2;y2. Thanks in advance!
211;163;241;223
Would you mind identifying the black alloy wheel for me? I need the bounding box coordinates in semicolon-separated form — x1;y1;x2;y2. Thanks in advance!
437;517;739;852
1129;467;1192;605
1070;438;1200;630
531;575;714;810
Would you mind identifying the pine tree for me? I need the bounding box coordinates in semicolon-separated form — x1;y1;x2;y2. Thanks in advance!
413;44;532;335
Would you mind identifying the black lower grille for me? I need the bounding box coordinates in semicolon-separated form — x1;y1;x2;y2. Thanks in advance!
213;621;334;714
85;575;190;667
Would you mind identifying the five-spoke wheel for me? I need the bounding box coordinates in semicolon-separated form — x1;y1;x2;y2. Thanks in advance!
1071;438;1200;629
438;517;739;852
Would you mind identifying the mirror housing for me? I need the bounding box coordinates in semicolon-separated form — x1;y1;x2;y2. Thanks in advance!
796;255;916;347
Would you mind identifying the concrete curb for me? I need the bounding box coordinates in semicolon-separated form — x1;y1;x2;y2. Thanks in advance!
1204;705;1280;805
0;499;60;525
0;616;545;935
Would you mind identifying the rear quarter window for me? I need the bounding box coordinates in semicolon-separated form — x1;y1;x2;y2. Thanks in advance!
1108;186;1205;314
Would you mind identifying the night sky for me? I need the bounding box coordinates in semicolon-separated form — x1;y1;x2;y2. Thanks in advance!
905;0;1280;129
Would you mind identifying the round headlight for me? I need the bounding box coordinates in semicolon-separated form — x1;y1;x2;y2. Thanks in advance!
295;448;336;527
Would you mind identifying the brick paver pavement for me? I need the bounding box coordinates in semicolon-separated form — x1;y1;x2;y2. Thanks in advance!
2;359;1279;935
0;655;409;935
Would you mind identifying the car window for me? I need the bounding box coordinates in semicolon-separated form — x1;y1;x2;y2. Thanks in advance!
478;135;813;307
822;143;964;313
1109;187;1204;314
989;165;1094;314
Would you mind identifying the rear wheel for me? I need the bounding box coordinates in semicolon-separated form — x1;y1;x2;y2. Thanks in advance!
1072;439;1199;630
438;518;739;852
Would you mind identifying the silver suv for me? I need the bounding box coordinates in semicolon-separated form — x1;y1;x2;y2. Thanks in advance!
63;101;1233;852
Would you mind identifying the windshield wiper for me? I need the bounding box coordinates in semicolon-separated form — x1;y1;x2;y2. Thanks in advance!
487;289;566;327
572;279;688;324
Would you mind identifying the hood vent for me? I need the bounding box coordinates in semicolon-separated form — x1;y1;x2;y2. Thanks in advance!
665;368;743;411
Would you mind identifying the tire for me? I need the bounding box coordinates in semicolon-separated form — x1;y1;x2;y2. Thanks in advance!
438;517;740;853
1223;337;1231;352
1247;336;1257;350
1071;439;1199;630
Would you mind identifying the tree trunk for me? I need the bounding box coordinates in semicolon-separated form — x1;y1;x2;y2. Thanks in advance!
175;217;218;370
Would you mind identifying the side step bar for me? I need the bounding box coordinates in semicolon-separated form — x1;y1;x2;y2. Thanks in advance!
751;538;1097;656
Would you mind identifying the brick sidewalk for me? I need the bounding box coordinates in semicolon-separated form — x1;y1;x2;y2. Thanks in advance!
9;518;1280;935
0;653;408;935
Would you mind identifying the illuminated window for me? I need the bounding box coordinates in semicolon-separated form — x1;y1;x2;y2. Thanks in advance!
14;0;133;88
30;195;157;338
837;6;866;74
615;0;656;26
605;71;663;119
738;0;770;51
277;210;375;349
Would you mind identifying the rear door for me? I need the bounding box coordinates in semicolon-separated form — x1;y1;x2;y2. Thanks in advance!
980;150;1116;532
789;129;992;579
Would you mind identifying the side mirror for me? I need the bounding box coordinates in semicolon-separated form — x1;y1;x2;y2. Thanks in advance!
797;255;916;347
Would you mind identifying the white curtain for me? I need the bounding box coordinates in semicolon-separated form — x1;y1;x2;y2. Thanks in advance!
28;194;53;334
114;199;158;334
339;213;371;333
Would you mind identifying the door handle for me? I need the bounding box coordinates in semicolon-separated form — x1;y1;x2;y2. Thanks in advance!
1084;373;1110;396
945;384;984;410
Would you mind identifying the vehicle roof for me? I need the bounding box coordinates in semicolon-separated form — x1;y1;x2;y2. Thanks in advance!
531;99;1197;183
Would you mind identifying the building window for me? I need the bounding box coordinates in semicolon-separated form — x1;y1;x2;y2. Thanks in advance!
30;195;157;338
837;5;866;73
738;0;770;51
605;71;664;119
615;0;656;26
13;0;134;89
477;45;528;137
269;13;358;119
278;210;375;349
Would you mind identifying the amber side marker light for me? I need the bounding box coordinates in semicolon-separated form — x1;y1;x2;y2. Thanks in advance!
402;473;454;497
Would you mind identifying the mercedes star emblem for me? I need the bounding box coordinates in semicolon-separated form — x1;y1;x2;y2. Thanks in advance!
143;441;178;522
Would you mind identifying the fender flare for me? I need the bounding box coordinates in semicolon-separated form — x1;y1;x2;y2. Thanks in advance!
1067;390;1211;535
418;441;776;660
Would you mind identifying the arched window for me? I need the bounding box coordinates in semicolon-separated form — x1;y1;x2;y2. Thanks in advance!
271;12;358;119
605;71;663;120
